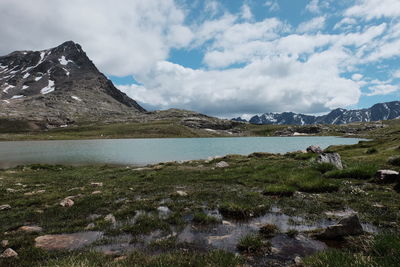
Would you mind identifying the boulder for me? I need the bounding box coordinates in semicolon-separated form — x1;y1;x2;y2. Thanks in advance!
374;170;400;184
35;232;103;250
316;215;363;239
18;226;43;233
316;153;343;169
0;248;18;258
60;198;74;207
215;161;229;168
176;190;188;197
0;204;11;211
1;240;8;248
306;145;323;154
104;214;116;225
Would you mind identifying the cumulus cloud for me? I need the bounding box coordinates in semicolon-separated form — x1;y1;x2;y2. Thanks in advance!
345;0;400;20
0;0;192;76
297;16;326;33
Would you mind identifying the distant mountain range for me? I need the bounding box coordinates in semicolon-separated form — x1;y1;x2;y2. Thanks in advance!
0;41;145;126
233;101;400;125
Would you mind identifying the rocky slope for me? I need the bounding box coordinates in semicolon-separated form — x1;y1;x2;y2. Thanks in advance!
0;41;145;126
234;101;400;125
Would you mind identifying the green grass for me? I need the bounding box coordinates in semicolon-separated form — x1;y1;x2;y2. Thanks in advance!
324;165;377;180
263;184;296;196
192;212;221;225
303;232;400;267
237;234;268;253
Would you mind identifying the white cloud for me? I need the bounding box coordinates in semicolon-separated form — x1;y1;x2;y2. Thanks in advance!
264;0;279;12
306;0;321;14
367;84;398;96
297;16;326;33
352;74;363;81
0;0;192;77
333;17;357;30
241;4;253;21
119;49;361;116
345;0;400;20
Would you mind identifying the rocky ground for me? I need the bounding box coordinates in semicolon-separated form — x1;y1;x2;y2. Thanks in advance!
1;120;400;266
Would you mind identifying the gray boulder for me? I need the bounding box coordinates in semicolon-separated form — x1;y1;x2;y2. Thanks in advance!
316;215;363;239
374;170;400;184
316;153;343;169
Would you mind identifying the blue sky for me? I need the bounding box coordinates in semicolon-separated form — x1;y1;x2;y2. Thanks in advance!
1;0;399;118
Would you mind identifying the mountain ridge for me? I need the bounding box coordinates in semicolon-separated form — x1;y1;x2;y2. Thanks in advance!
233;101;400;125
0;41;145;126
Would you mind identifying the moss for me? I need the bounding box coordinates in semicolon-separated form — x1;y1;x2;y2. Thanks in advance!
324;165;377;180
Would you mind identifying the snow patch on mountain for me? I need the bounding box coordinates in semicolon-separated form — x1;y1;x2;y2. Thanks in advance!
40;80;55;95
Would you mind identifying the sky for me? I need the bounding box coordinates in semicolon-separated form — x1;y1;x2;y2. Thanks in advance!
0;0;399;118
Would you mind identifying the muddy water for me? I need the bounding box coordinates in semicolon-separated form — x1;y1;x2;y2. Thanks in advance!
92;207;378;261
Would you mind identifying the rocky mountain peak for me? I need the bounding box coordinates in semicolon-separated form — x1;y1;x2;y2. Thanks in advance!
0;41;145;126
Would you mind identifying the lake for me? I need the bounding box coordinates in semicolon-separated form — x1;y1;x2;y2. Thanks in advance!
0;137;364;168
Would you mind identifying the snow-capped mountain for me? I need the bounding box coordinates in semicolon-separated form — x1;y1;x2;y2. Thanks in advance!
0;41;145;125
234;101;400;125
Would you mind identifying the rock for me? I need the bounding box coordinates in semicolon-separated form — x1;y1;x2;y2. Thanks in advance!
215;161;229;168
114;255;128;262
316;153;343;169
104;214;116;225
92;191;102;195
306;145;323;154
176;190;188;197
18;226;43;233
24;190;46;196
316;215;363;239
85;223;95;230
90;182;103;187
294;256;303;266
0;248;18;258
1;240;9;248
88;214;102;221
35;232;103;250
374;170;400;184
60;198;74;207
0;204;11;211
6;188;16;193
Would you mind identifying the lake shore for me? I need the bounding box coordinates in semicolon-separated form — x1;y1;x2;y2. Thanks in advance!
1;120;400;266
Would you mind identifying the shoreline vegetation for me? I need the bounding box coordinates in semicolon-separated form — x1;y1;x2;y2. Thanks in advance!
0;119;399;266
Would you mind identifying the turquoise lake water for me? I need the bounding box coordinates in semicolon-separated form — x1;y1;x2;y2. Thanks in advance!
0;137;364;168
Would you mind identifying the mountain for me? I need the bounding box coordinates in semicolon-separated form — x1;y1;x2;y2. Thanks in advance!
233;101;400;125
0;41;145;126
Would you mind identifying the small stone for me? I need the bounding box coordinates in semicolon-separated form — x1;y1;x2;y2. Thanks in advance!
6;188;16;193
34;209;44;214
92;191;102;195
104;214;116;225
114;255;128;262
215;161;229;168
18;226;43;233
88;214;102;221
176;190;188;197
85;223;95;230
1;240;8;248
373;203;385;208
374;170;400;184
0;204;11;211
60;198;74;207
294;256;303;266
90;182;103;187
0;248;18;258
